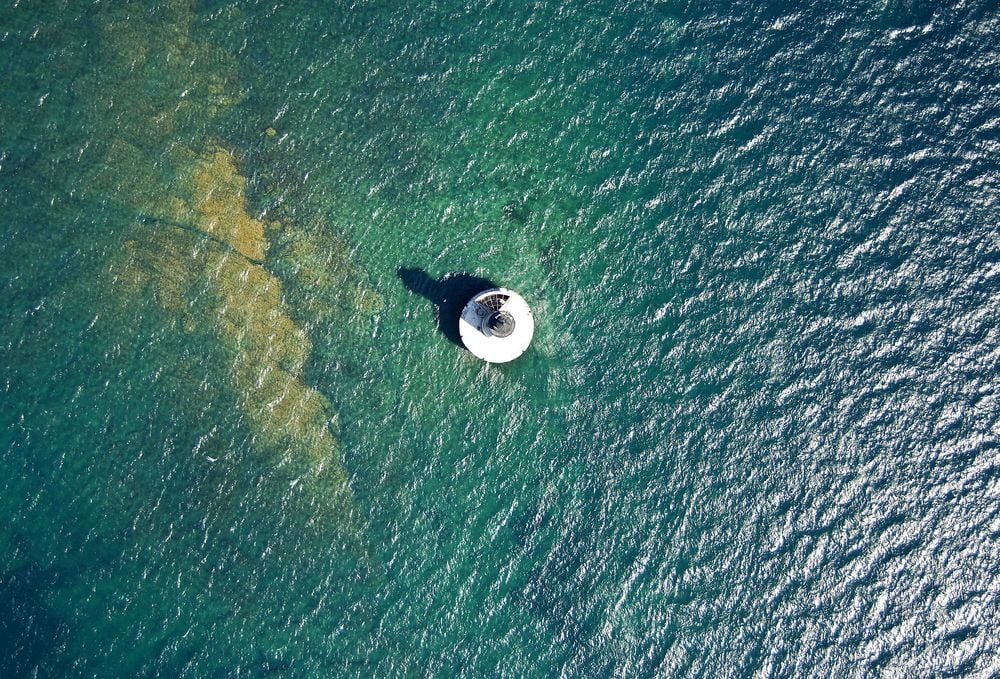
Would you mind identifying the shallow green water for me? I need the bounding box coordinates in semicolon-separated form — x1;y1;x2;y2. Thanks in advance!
2;0;998;675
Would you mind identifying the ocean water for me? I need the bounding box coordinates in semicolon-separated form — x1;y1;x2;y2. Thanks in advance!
1;0;998;675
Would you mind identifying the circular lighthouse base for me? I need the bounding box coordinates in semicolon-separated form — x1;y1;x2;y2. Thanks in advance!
459;288;534;363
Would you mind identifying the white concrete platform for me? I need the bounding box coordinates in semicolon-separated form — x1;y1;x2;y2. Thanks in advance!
459;288;534;363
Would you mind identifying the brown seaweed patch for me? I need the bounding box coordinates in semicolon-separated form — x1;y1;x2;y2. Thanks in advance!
115;222;352;506
67;0;361;516
93;141;270;262
270;220;384;327
183;145;270;261
89;0;246;143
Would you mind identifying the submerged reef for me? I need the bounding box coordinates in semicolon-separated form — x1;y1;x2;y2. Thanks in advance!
68;0;376;516
112;144;352;507
2;2;382;673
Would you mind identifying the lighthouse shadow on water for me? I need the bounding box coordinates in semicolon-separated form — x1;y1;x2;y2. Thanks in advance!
396;267;497;346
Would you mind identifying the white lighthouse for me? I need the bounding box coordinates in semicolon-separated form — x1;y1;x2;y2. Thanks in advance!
459;288;534;363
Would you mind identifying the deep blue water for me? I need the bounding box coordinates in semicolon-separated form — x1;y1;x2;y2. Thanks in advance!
1;0;998;675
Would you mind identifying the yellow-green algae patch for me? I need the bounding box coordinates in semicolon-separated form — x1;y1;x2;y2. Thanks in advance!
2;2;381;671
179;144;270;261
270;218;385;327
69;0;373;521
88;141;269;262
87;0;246;141
111;144;355;514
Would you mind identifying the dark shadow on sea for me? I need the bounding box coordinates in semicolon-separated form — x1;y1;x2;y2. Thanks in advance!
397;268;497;346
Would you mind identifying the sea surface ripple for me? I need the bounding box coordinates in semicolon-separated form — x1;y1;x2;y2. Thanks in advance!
0;0;997;676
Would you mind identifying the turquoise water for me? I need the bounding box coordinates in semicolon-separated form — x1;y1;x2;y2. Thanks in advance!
2;0;998;675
